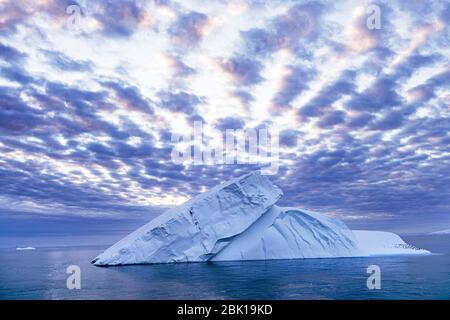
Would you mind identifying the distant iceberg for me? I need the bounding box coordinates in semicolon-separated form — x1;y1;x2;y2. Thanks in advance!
16;247;36;251
93;171;429;266
429;229;450;235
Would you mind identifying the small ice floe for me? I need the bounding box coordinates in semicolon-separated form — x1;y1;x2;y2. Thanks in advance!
16;247;36;251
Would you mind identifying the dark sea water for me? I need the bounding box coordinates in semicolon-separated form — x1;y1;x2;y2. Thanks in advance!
0;235;449;300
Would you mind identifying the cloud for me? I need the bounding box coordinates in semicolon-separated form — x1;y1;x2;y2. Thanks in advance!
93;0;147;37
168;11;208;48
279;129;300;147
318;110;346;128
103;81;154;114
241;1;326;57
241;28;280;57
0;0;449;235
0;42;26;63
158;91;204;114
273;66;315;108
346;112;374;129
371;110;405;130
299;70;356;119
0;66;35;85
219;55;264;86
43;50;93;72
346;78;403;111
0;1;31;33
0;87;44;134
215;117;245;131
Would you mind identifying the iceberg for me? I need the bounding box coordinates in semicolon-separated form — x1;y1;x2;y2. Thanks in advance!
353;230;430;255
429;229;450;235
93;171;429;266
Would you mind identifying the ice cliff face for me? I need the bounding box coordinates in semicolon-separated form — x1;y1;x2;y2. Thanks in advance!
93;171;429;266
93;172;283;265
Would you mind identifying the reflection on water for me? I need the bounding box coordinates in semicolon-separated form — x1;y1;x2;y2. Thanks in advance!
0;235;449;300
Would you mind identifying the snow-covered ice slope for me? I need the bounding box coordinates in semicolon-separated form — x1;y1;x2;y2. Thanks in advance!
93;172;429;266
212;206;361;261
92;172;283;265
353;230;430;255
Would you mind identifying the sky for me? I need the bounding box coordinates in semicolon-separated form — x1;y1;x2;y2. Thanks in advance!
0;0;449;244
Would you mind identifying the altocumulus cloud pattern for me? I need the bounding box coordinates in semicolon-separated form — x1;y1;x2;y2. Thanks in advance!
0;0;449;237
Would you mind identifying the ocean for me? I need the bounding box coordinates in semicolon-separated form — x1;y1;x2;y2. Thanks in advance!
0;235;449;300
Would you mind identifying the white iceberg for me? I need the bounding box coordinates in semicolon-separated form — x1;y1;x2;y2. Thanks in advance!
93;172;429;266
16;247;36;251
429;229;450;235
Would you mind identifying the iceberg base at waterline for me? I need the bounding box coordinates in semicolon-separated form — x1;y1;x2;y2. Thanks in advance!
92;172;430;266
